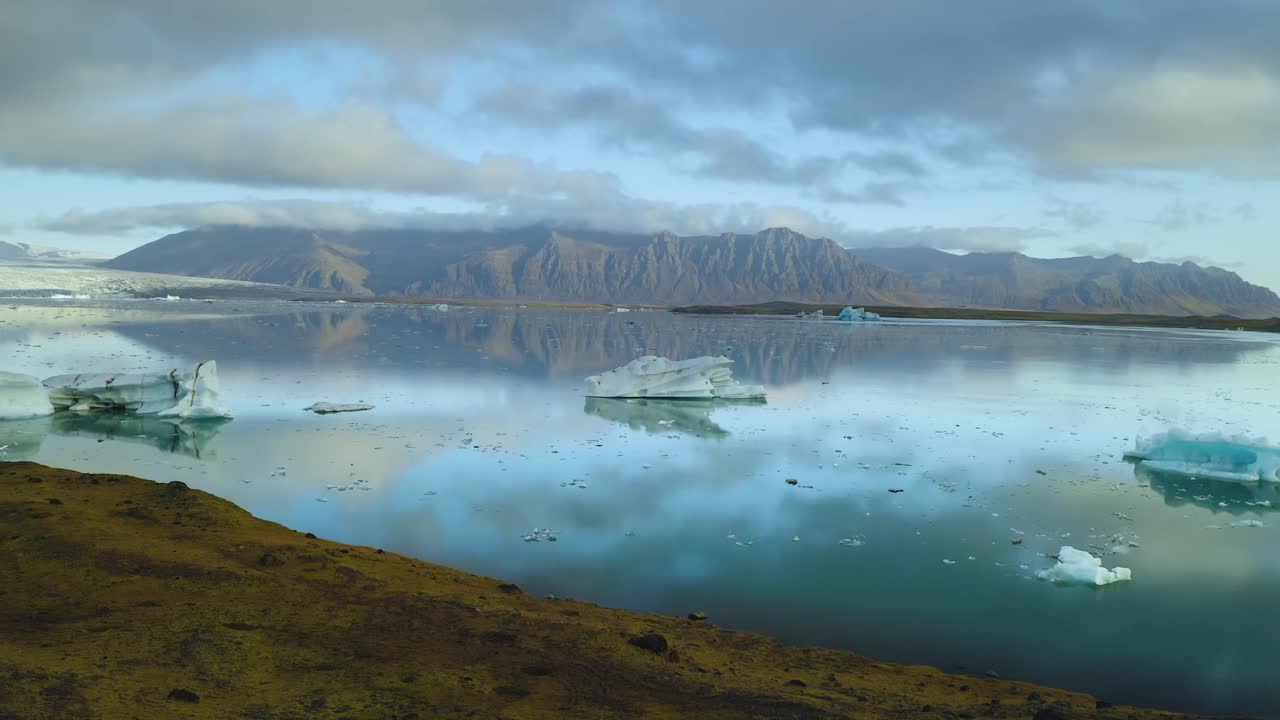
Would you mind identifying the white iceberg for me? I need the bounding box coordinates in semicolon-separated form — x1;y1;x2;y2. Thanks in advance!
584;356;766;400
796;309;824;320
837;306;881;322
43;361;231;419
304;402;374;414
1124;429;1280;483
0;371;55;420
1036;546;1131;586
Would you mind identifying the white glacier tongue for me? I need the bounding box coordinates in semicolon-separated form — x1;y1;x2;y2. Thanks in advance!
584;356;766;400
1124;429;1280;483
1037;546;1132;586
0;371;55;420
42;361;232;419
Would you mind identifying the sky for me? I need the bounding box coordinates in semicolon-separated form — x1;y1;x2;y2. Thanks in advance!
1;1;1278;290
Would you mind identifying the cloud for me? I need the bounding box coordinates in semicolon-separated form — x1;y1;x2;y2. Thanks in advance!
841;226;1055;253
31;198;854;242
1068;241;1151;260
475;83;925;196
1233;202;1257;221
1046;199;1103;231
1146;200;1214;232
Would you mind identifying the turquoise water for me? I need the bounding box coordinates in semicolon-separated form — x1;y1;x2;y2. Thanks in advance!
3;300;1279;717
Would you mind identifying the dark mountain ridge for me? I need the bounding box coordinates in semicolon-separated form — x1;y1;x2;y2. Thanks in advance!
105;225;1280;317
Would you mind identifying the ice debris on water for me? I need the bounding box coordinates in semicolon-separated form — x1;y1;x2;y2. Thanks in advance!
523;527;558;543
837;306;881;322
43;361;231;419
1125;429;1280;483
1036;546;1131;586
0;371;54;420
304;402;374;414
584;356;765;400
796;309;824;320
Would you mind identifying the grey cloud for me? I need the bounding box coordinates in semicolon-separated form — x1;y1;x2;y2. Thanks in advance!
1068;241;1151;260
841;226;1055;253
1046;199;1104;231
0;93;615;201
1146;201;1213;232
32;198;852;243
476;83;925;195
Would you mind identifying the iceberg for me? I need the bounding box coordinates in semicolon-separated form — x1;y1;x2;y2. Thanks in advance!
584;356;766;400
1036;546;1132;586
0;371;55;419
837;306;881;322
1124;430;1280;483
796;310;824;320
304;402;374;414
43;361;231;419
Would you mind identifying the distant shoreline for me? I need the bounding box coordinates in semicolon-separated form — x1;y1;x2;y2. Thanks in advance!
672;301;1280;333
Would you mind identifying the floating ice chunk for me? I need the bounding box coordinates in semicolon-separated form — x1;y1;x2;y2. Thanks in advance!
0;371;54;419
1229;519;1266;528
837;306;881;322
1036;546;1131;586
304;402;375;414
796;310;824;320
584;356;765;400
43;361;231;419
1125;429;1280;483
428;303;449;311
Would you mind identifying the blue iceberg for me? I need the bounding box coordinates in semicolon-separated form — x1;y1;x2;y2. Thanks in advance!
837;306;881;322
1124;430;1280;483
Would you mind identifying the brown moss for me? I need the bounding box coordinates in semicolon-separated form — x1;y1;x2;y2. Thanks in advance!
0;462;1238;719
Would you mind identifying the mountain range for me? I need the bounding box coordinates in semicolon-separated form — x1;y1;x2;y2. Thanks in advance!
103;226;1280;317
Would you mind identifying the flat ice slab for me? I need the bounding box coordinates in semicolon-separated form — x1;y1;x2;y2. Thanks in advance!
0;371;55;420
585;356;766;400
43;361;231;419
305;402;374;414
1037;545;1131;586
1125;429;1280;483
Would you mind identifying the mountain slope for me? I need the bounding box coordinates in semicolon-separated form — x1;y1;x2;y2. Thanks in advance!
105;225;1280;315
107;226;916;305
850;247;1280;317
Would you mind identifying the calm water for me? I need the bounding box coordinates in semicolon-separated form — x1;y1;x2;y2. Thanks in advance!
3;300;1279;717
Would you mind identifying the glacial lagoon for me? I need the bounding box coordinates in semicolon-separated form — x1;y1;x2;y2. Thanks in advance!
3;299;1279;717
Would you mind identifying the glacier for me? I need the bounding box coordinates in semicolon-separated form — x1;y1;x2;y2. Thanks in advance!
1036;546;1132;586
584;356;766;400
837;306;881;322
1124;429;1280;483
43;361;231;419
0;371;55;420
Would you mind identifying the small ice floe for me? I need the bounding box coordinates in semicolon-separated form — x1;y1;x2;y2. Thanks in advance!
1229;519;1266;528
44;361;231;419
942;559;957;565
304;402;374;414
1125;429;1280;483
796;309;823;320
837;537;864;547
1036;546;1131;586
0;371;54;419
584;356;765;400
836;306;881;322
522;527;558;543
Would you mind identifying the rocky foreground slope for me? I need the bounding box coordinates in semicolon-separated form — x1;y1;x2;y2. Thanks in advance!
0;462;1233;720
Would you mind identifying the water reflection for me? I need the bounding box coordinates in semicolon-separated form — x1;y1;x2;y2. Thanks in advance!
583;397;731;438
1137;463;1280;514
50;413;228;458
0;413;227;459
